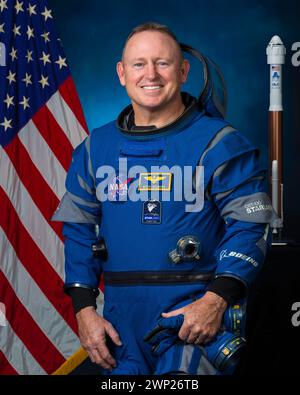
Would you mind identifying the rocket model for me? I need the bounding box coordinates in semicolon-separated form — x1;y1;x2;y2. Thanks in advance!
266;36;286;238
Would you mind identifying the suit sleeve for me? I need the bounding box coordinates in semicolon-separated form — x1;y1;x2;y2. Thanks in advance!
52;135;102;294
202;129;278;289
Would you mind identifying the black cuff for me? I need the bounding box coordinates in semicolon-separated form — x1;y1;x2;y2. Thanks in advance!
67;287;97;315
207;277;246;305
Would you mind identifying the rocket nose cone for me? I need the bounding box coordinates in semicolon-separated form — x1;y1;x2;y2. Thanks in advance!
266;35;286;58
269;35;283;45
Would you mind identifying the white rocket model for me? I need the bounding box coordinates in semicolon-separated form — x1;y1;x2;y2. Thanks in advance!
266;35;286;237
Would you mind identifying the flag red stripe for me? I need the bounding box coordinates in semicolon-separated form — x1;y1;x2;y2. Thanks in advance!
4;137;63;241
0;351;19;375
0;271;66;374
59;76;89;134
0;187;78;335
32;106;73;172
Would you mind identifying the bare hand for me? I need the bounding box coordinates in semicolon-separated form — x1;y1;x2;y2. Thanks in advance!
161;291;228;345
76;306;122;370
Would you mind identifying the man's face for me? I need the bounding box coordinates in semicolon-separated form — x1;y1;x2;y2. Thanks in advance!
117;31;190;113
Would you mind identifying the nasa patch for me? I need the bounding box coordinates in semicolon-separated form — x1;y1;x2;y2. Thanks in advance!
142;200;161;224
108;173;133;201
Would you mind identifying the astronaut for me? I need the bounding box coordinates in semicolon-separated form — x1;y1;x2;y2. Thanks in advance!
53;22;277;375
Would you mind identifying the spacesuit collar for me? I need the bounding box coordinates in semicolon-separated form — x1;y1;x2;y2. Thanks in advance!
116;92;199;136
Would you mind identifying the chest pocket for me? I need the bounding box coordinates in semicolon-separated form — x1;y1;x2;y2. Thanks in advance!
119;140;167;164
118;139;171;201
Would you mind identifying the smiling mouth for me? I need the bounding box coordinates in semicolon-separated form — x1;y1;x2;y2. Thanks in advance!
141;85;163;90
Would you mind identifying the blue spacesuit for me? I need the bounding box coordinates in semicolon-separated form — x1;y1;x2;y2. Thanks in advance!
52;87;276;374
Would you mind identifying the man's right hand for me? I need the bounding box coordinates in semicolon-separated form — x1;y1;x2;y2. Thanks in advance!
76;306;122;370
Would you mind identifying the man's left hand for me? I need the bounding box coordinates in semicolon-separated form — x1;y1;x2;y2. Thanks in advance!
161;291;228;345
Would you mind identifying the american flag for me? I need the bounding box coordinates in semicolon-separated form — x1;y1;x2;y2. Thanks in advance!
0;0;90;374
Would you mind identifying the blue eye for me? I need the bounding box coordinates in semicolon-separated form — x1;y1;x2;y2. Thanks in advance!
157;61;168;67
133;63;144;68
